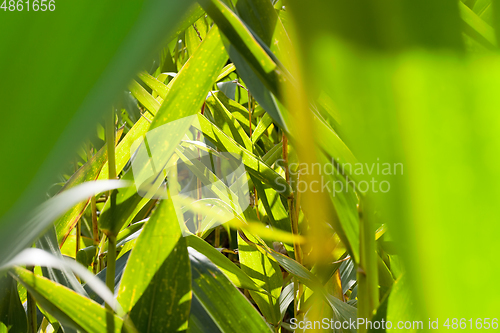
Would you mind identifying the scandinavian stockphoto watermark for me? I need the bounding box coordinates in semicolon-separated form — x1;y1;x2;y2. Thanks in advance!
273;158;403;196
128;116;402;235
129;115;250;237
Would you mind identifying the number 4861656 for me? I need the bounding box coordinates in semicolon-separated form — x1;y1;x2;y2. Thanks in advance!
1;0;55;11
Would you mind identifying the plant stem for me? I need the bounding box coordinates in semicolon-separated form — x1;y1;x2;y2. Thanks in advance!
254;188;260;219
27;266;37;333
105;234;117;298
283;134;302;263
87;143;100;274
106;107;117;180
76;220;81;254
283;132;304;320
282;134;289;181
76;220;81;283
105;107;117;302
248;92;253;137
75;153;81;277
357;200;379;333
91;194;99;274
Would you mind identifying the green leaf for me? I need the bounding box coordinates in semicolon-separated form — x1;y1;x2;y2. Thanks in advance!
55;127;123;245
209;91;251;131
252;178;295;257
253;180;291;234
171;187;303;244
339;260;356;294
238;230;282;326
232;0;290;131
137;72;170;100
473;0;491;16
288;0;463;51
262;142;283;165
149;26;229;131
0;0;197;253
206;92;253;150
201;0;289;131
84;251;132;305
186;24;203;56
198;0;276;73
318;154;360;263
245;236;357;324
278;282;294;321
386;275;419;330
129;80;162;115
98;114;154;182
161;5;206;47
36;226;88;296
216;63;236;81
235;0;277;46
98;171;149;237
216;81;237;101
1;248;118;313
196;114;291;196
251;113;273;143
188;294;222;333
103;28;229;219
0;273;27;333
377;255;394;288
313;112;358;175
186;235;265;293
189;248;273;333
11;267;124;333
117;199;191;332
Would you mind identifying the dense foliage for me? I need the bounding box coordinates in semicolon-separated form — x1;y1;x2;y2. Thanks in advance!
1;0;499;332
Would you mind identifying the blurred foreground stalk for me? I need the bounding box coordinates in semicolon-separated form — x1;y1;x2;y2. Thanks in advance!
357;201;379;331
105;107;117;300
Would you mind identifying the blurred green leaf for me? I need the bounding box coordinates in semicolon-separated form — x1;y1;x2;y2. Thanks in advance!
55;127;123;245
0;180;128;266
0;0;196;242
386;275;419;331
460;1;497;49
37;226;88;296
